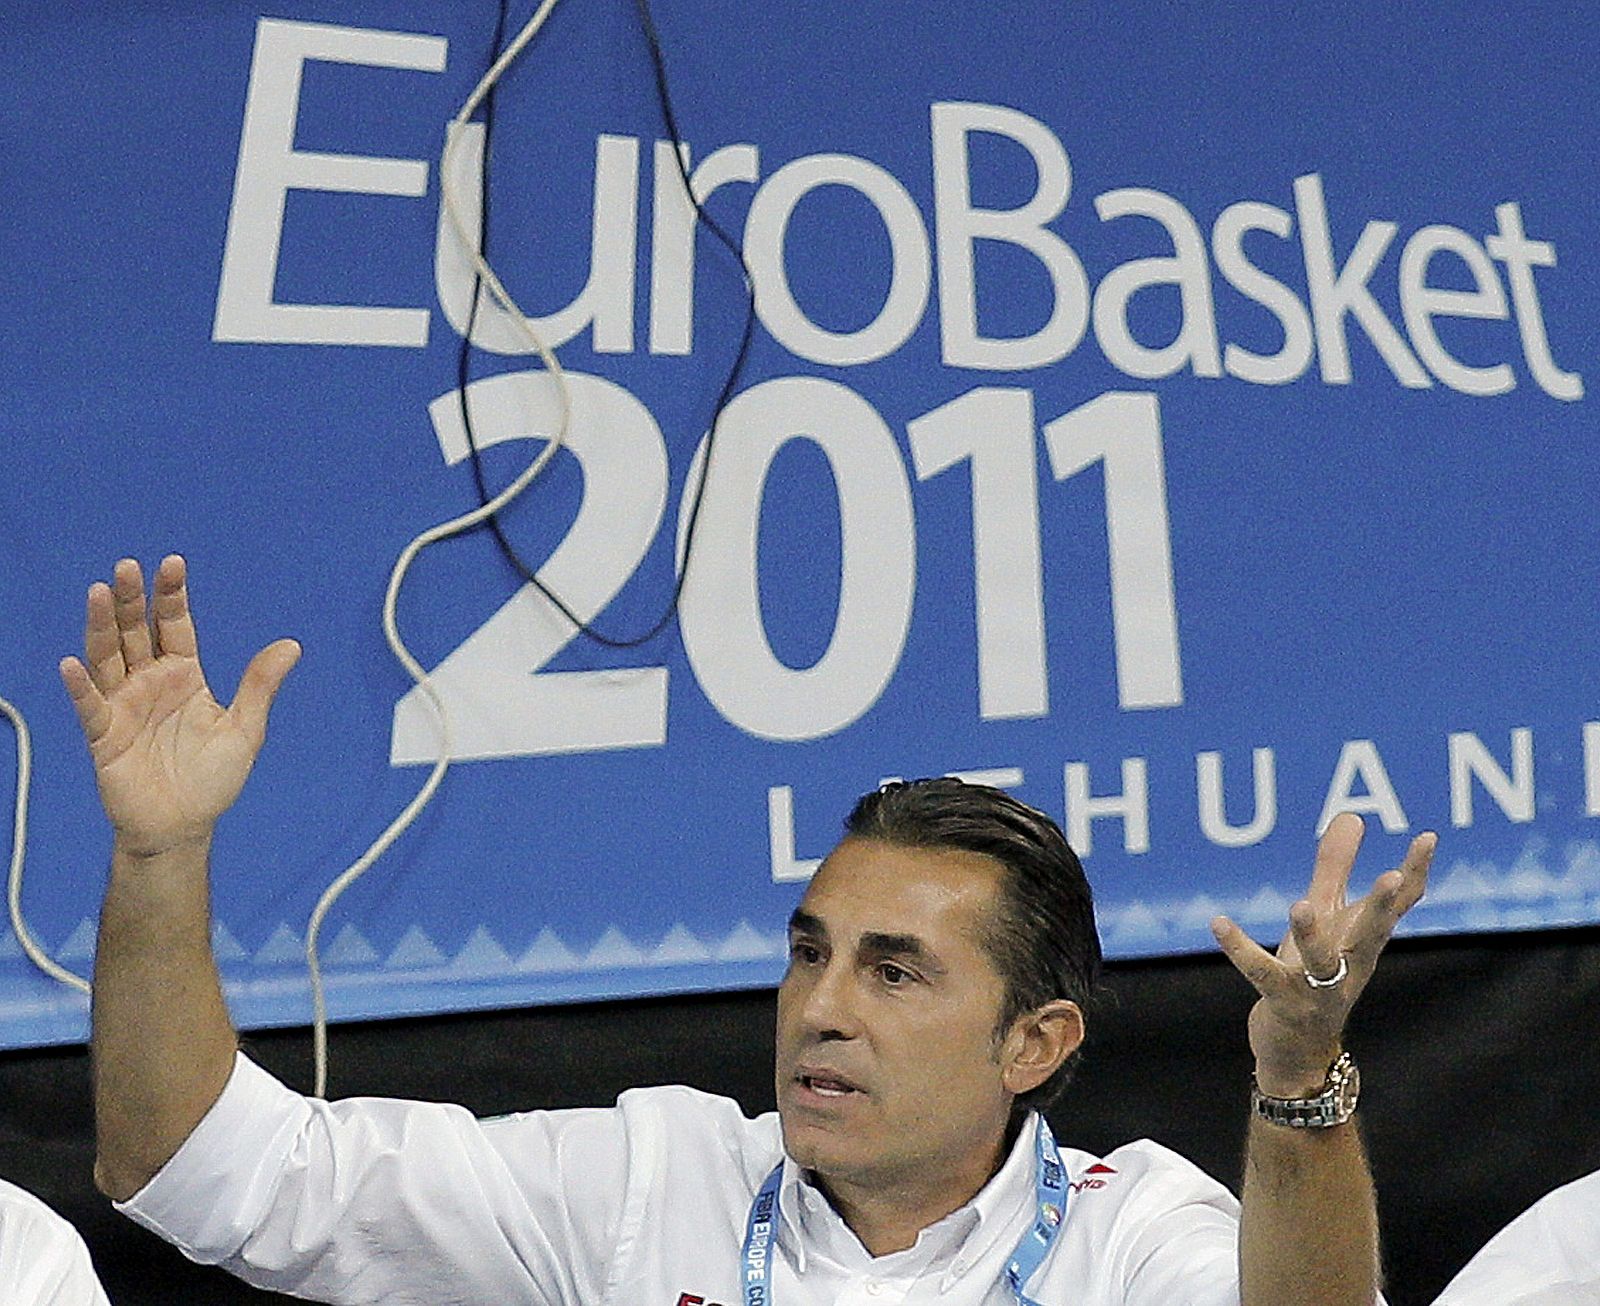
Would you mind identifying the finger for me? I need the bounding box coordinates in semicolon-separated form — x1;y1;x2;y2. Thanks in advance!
1305;811;1366;912
151;554;199;659
227;639;301;745
1345;832;1436;967
1384;831;1435;916
1212;915;1292;998
83;581;125;692
1288;899;1343;983
112;558;156;670
59;656;112;745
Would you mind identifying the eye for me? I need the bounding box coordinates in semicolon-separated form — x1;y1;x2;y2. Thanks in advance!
877;961;914;986
789;940;823;966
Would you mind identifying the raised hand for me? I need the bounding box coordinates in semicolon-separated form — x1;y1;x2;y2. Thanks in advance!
59;556;300;858
1212;812;1435;1094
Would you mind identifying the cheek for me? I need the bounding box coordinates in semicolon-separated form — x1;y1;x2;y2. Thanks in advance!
773;981;806;1046
890;1008;1004;1088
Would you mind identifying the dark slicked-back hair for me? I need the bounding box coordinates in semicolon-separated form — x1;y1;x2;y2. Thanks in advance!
842;777;1102;1114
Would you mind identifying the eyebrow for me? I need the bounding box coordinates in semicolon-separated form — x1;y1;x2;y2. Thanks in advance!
787;910;946;975
787;909;827;941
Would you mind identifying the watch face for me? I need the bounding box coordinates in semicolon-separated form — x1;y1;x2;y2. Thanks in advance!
1334;1060;1361;1116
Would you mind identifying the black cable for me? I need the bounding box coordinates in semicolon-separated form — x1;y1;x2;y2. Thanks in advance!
458;0;757;650
457;0;511;548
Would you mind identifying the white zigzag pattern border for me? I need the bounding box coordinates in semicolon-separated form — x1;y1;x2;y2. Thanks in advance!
1097;837;1600;950
5;838;1598;983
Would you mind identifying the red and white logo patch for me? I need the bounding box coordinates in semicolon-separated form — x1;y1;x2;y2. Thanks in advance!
1071;1162;1117;1193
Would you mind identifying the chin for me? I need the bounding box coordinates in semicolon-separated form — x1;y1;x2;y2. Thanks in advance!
778;1107;851;1174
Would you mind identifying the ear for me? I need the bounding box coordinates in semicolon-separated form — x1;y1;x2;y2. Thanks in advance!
999;1000;1086;1097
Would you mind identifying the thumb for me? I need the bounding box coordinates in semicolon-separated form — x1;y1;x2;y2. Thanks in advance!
228;638;301;744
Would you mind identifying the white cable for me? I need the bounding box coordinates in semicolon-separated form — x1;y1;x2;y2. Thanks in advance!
306;0;573;1098
1;692;91;995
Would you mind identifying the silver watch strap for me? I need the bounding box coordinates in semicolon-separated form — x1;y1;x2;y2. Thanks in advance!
1250;1051;1360;1129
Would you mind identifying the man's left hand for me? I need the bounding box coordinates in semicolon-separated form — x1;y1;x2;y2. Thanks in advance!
1212;813;1435;1097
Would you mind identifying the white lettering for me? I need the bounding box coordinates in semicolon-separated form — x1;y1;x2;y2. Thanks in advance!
1064;758;1150;856
1399;226;1514;396
676;378;915;740
436;124;639;353
1585;722;1600;817
1448;728;1535;826
768;786;822;883
947;767;1025;789
745;154;929;365
1294;173;1430;389
1212;201;1315;386
214;19;445;347
392;371;669;763
1197;748;1277;848
907;388;1047;720
1485;202;1584;401
931;102;1089;370
1092;188;1221;379
1042;392;1183;709
649;141;760;356
1318;739;1409;834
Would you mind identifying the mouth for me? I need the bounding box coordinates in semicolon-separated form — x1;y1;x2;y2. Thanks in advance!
793;1067;865;1101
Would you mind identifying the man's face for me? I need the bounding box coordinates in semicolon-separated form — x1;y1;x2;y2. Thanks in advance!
774;837;1018;1195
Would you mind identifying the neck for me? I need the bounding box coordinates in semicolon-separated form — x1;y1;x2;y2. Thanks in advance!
812;1131;1014;1257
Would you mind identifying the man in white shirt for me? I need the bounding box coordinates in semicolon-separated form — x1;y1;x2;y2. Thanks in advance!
0;1176;111;1306
1434;1171;1600;1305
62;555;1435;1306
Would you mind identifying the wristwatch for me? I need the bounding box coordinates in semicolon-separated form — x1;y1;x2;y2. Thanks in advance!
1250;1051;1360;1128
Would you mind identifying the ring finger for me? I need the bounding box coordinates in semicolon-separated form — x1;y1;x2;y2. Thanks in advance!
1288;900;1343;986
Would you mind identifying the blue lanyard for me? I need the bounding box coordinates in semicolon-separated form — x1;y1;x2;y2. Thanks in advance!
742;1115;1070;1306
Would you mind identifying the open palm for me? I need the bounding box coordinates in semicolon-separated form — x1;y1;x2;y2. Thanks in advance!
1212;813;1434;1092
60;556;299;857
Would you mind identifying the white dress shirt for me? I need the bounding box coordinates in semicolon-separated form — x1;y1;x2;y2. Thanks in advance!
0;1177;111;1306
121;1052;1243;1306
1435;1171;1600;1306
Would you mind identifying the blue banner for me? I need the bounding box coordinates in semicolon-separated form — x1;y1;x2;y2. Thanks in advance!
1;1;1594;1048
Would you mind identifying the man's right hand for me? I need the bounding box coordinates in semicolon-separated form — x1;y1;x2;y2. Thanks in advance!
59;555;300;858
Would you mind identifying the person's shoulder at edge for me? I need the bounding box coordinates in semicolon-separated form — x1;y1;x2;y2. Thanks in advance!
1436;1169;1600;1305
0;1175;111;1305
0;1175;93;1247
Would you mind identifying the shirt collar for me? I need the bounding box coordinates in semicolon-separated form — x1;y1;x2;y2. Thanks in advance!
774;1112;1045;1283
938;1111;1042;1289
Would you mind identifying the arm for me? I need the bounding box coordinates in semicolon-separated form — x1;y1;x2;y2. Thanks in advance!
1237;1104;1377;1306
1212;813;1434;1306
60;556;298;1200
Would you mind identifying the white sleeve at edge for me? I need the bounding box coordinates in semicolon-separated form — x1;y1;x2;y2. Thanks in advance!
114;1050;312;1263
111;1050;636;1305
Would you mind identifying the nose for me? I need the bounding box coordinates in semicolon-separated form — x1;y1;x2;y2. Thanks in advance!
794;956;862;1041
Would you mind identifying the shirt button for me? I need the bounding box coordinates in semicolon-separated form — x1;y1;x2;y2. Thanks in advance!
865;1281;884;1296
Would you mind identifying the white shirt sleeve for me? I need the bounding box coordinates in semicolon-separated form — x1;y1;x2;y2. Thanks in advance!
1076;1139;1389;1306
117;1052;636;1306
1435;1170;1600;1305
0;1178;111;1306
1095;1140;1241;1306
